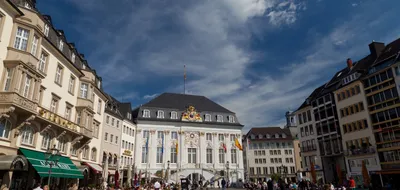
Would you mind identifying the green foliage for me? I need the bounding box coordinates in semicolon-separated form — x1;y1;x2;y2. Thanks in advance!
270;173;281;181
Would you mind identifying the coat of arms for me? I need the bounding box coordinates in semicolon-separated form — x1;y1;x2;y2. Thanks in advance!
181;106;203;122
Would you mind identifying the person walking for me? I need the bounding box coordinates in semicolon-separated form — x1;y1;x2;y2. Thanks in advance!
221;178;226;190
349;177;356;190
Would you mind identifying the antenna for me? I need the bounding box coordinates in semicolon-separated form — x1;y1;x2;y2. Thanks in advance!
184;65;186;94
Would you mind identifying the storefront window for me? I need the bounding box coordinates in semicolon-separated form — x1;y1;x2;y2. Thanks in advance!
0;118;11;139
21;125;34;145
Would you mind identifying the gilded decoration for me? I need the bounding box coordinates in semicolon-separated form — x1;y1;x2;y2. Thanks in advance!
181;106;203;122
185;132;199;147
164;130;170;134
212;132;217;136
200;132;205;136
150;130;156;134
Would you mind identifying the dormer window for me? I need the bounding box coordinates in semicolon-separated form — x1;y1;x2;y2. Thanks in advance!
258;134;263;139
171;111;178;119
250;135;255;139
71;53;76;63
157;110;164;119
275;134;279;138
59;40;63;51
24;2;31;9
228;115;235;123
216;115;223;122
44;24;49;37
143;109;150;118
205;114;211;121
127;112;132;120
282;133;287;138
266;134;271;138
82;64;86;69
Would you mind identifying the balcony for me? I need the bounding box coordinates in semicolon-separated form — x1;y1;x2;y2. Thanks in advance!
36;106;92;138
0;92;37;114
76;97;93;110
6;47;39;70
345;146;376;156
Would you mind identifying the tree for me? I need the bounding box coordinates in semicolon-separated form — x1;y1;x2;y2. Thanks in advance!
270;173;281;182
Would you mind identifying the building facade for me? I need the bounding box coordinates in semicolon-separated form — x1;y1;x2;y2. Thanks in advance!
284;111;303;179
244;127;297;183
100;95;123;184
0;0;107;188
132;93;244;185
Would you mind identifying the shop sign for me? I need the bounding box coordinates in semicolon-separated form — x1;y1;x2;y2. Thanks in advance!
123;150;132;156
12;157;26;167
38;108;79;132
39;160;71;169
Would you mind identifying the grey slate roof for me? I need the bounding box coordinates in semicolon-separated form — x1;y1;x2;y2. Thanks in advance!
245;127;292;140
142;93;234;113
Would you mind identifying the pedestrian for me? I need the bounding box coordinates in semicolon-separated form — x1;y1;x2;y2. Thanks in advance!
33;183;43;190
154;181;161;190
348;177;356;190
43;185;49;190
0;184;9;190
221;178;226;190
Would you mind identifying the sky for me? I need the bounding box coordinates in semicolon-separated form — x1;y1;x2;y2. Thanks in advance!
37;0;400;130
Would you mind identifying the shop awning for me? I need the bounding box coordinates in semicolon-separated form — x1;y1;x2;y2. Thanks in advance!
83;162;103;174
19;148;83;179
0;155;28;171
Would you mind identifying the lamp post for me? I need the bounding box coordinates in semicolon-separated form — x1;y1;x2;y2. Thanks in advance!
167;160;170;182
226;161;229;182
44;144;61;186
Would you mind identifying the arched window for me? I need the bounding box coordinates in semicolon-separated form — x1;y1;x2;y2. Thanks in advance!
91;148;97;161
71;144;79;156
58;136;67;153
113;155;118;165
21;125;35;145
0;118;12;139
82;145;89;159
41;132;52;149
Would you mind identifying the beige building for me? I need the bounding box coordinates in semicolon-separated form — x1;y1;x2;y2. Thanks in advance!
0;0;107;188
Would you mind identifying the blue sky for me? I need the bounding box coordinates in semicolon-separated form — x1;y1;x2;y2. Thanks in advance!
37;0;400;129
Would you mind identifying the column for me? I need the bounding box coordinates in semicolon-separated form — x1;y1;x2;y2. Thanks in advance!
11;66;23;92
164;131;170;163
150;131;156;171
199;132;205;166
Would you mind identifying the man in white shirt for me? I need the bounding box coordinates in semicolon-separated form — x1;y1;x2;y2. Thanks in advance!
33;183;43;190
154;181;161;190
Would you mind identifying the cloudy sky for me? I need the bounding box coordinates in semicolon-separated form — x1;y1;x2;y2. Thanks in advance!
37;0;400;130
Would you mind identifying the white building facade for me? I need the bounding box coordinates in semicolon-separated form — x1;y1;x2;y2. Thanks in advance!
132;93;244;185
119;102;136;186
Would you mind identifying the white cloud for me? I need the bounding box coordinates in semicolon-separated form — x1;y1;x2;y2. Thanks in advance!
143;93;159;100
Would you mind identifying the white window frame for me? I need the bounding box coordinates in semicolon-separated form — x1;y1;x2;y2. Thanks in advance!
65;106;71;120
58;40;63;51
228;115;235;123
50;98;58;113
30;35;38;56
217;115;223;122
3;68;13;91
38;52;47;73
171;111;178;119
55;65;63;85
188;148;197;164
170;148;177;163
206;133;212;141
156;147;163;163
41;132;51;149
71;53;76;63
205;114;211;121
218;149;225;163
206;148;213;163
0;118;11;139
97;100;102;114
68;76;75;94
44;24;49;37
23;75;32;99
171;131;178;139
80;83;88;99
21;125;34;145
157;110;164;119
76;111;82;124
143;109;150;118
14;27;29;51
58;137;66;153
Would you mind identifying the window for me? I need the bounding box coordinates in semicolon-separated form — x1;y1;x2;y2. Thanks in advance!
110;134;113;143
157;110;164;119
157;131;164;139
216;115;223;122
71;53;76;63
171;131;178;139
104;132;108;141
58;40;63;51
116;121;119;128
115;136;118;144
44;24;49;37
80;83;88;98
76;111;82;124
65;105;72;120
21;125;34;145
255;159;259;164
97;100;102;114
205;114;211;121
23;75;32;98
230;134;235;142
228;115;235;123
0;118;11;139
219;149;225;163
14;27;29;51
143;109;150;118
91;148;97;161
218;134;224;141
38;52;48;73
171;148;177;163
257;167;261;174
111;118;115;126
3;68;13;91
231;149;237;163
30;35;39;56
58;137;67;153
263;167;268;175
156;147;163;163
50;98;58;113
188;148;197;163
171;111;178;119
82;146;89;159
55;65;63;85
122;140;125;148
106;115;109;124
41;132;51;149
270;167;275;174
142;147;148;163
143;130;149;139
206;148;213;163
68;76;75;94
250;168;254;175
206;133;212;141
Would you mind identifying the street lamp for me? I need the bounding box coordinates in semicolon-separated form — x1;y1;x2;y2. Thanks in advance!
44;144;61;186
167;160;170;182
226;161;230;182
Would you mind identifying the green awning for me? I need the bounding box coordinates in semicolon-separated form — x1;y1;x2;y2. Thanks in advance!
19;148;83;179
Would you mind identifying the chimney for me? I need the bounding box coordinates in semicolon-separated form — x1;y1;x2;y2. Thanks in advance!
369;41;385;58
347;58;353;69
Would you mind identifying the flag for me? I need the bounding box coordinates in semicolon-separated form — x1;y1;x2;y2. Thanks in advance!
145;137;149;153
176;143;178;154
235;138;243;151
222;143;227;152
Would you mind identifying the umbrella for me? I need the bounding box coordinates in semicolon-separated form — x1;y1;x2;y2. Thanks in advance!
115;170;120;188
310;161;317;184
362;161;370;187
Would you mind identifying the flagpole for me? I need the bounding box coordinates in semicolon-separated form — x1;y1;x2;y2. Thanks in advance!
184;65;186;94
